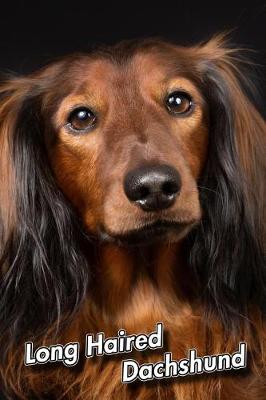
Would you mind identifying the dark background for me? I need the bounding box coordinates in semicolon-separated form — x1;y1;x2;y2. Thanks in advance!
0;1;265;97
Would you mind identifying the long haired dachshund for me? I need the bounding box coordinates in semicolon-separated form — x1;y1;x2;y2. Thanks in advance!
0;35;265;399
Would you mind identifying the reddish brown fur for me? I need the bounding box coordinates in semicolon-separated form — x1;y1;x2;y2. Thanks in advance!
0;35;266;399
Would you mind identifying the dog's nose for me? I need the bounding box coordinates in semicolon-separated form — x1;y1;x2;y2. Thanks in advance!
123;165;181;212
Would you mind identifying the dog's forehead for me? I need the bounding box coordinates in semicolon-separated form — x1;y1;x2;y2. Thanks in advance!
70;48;188;92
52;47;203;125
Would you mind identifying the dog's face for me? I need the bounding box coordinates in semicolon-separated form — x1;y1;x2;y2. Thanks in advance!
44;48;208;241
46;46;208;244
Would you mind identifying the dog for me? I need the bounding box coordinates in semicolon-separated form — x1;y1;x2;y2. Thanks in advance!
0;34;265;399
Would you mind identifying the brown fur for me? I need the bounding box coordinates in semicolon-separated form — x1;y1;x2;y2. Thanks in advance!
0;35;266;399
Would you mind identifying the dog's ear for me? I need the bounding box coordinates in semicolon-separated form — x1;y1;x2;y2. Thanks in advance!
188;35;266;330
0;72;90;350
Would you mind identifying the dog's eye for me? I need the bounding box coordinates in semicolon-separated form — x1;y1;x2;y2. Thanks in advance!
165;91;192;115
67;107;97;132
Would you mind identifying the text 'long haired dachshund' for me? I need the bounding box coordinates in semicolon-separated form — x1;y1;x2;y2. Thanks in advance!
0;35;265;399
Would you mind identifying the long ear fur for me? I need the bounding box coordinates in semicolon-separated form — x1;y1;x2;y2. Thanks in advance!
188;35;266;331
0;74;90;352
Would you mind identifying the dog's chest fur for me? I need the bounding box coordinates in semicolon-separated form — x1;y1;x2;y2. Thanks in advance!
48;243;266;400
